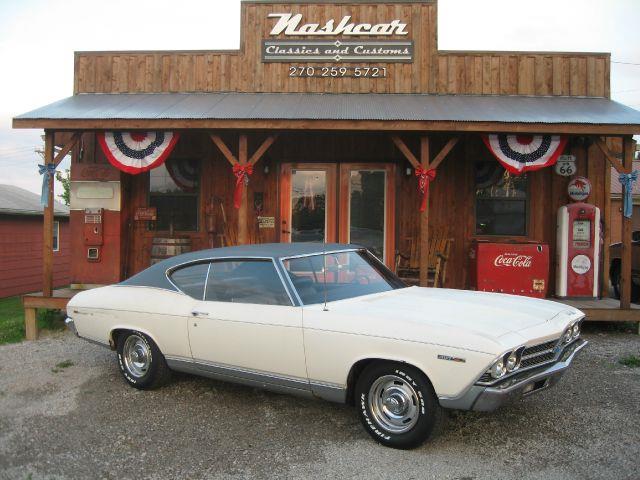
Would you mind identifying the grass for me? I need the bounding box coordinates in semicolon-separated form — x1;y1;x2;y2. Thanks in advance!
51;359;74;373
0;296;66;345
619;354;640;368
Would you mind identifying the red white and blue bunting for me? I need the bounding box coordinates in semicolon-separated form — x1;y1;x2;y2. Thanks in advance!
97;131;180;174
482;134;568;174
166;157;199;193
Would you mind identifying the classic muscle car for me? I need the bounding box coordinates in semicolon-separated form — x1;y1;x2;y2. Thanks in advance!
66;243;587;449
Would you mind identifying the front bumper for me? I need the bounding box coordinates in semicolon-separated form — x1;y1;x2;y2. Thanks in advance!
439;338;588;412
65;317;79;336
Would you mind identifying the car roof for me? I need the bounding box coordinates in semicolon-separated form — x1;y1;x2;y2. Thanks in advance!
119;243;360;291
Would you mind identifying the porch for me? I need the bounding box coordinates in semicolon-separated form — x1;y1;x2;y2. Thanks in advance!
13;92;640;338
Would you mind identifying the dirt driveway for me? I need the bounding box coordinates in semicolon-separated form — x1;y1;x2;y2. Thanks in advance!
0;331;638;480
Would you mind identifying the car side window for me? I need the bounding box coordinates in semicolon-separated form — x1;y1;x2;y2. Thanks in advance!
170;262;209;299
205;259;291;306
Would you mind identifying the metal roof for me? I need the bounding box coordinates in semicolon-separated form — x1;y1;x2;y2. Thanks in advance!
0;184;69;217
13;92;640;126
120;242;360;291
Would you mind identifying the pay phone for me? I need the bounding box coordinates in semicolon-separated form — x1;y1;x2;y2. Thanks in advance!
83;208;104;262
556;203;601;299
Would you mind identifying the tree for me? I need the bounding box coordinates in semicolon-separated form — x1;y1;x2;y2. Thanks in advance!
55;169;71;206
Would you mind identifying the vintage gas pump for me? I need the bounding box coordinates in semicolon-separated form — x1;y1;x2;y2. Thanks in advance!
556;201;601;299
83;207;104;262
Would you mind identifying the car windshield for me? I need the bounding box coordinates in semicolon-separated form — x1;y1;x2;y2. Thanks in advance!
282;250;406;305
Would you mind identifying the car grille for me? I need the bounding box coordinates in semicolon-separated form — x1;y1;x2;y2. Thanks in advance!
477;337;561;384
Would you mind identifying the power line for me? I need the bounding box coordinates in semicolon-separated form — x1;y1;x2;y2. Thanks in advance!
612;61;640;66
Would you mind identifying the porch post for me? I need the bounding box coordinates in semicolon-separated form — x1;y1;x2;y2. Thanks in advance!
42;130;55;297
620;136;635;309
419;136;430;287
238;135;249;245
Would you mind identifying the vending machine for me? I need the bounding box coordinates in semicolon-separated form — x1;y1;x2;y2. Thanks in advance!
556;203;601;299
469;241;550;298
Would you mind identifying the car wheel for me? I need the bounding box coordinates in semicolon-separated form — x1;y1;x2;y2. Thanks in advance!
116;331;171;390
355;361;443;449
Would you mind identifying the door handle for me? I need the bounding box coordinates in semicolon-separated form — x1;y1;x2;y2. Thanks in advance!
191;310;209;316
282;229;291;234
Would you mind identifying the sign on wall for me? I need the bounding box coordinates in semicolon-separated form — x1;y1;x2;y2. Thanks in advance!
555;155;577;177
567;176;592;202
263;12;414;67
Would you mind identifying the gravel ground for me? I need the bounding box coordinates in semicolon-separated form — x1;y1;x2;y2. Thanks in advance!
0;330;638;480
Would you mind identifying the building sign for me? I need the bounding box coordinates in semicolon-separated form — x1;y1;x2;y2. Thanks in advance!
257;216;275;229
134;207;157;221
555;155;576;177
263;13;413;64
268;13;409;36
567;176;592;202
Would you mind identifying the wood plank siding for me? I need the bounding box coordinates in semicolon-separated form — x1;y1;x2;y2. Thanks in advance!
0;216;70;298
73;2;610;98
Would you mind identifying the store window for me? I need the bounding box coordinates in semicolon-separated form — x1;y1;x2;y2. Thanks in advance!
53;221;60;252
149;158;200;232
475;161;529;236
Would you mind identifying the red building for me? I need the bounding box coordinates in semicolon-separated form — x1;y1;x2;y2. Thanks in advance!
0;184;70;298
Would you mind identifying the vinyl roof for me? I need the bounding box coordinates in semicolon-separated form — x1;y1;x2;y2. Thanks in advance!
0;184;69;217
13;92;640;129
120;243;360;291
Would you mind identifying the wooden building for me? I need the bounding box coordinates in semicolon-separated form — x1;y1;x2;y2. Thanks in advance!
0;185;70;298
12;0;640;337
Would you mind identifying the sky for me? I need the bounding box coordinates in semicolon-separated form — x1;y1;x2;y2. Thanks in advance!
0;0;638;196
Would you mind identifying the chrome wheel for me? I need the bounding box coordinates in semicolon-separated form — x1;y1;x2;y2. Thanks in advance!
368;374;420;434
122;334;151;378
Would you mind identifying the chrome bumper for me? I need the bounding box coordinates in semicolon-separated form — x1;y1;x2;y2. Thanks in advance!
65;317;79;336
439;338;588;412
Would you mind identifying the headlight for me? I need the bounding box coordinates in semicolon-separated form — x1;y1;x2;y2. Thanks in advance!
506;351;519;372
572;322;581;339
490;359;506;379
562;327;573;344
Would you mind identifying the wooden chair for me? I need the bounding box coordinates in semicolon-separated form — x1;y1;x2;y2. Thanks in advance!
396;230;453;287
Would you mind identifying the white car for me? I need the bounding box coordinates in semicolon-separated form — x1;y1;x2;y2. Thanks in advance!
66;244;587;449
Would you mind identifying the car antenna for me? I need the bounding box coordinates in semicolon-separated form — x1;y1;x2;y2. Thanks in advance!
322;237;329;312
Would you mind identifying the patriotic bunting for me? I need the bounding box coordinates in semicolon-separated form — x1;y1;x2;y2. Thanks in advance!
97;131;180;174
482;134;567;175
166;158;199;193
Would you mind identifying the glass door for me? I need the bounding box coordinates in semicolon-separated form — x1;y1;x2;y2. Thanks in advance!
280;163;395;268
279;164;337;243
339;164;396;267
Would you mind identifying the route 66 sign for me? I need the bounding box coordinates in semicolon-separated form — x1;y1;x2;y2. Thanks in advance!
555;155;576;177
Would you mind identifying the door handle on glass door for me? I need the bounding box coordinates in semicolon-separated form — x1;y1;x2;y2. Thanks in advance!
191;310;209;316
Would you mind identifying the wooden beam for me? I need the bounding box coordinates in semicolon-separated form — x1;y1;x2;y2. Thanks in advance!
249;135;278;166
210;134;238;165
15;118;640;136
24;307;38;341
391;135;421;169
42;130;55;298
430;137;460;170
237;135;249;245
52;132;81;166
595;137;625;173
602;146;612;299
419;136;430;287
620;136;635;309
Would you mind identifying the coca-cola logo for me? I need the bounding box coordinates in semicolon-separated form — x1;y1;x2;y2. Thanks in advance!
494;254;532;268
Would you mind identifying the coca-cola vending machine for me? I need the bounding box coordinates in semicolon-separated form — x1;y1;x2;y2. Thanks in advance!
469;241;550;298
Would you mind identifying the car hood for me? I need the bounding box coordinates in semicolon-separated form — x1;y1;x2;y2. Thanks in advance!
317;286;582;350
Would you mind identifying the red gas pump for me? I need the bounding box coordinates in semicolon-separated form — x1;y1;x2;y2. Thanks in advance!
555;202;601;299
